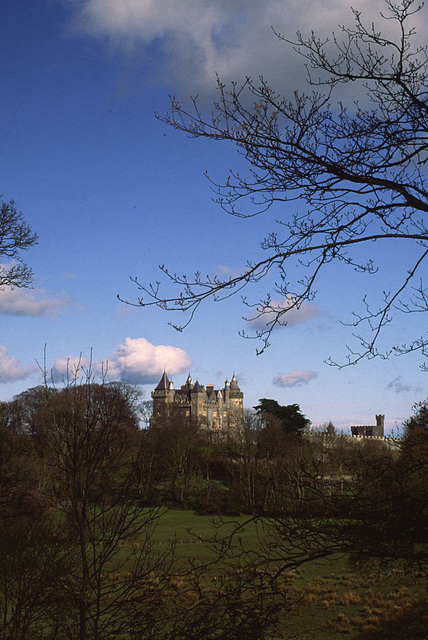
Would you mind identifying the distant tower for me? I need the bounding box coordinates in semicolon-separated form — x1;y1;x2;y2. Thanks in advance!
151;372;174;426
351;414;385;437
375;414;385;437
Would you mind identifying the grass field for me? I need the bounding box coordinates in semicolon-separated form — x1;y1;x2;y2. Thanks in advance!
128;508;427;639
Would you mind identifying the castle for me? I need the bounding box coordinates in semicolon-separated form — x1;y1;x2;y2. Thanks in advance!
151;373;244;435
351;414;385;437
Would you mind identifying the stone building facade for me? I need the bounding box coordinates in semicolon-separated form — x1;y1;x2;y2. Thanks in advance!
151;373;244;435
351;414;385;437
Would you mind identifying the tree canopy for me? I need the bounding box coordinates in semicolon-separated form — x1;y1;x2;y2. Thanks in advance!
126;0;428;368
254;398;310;435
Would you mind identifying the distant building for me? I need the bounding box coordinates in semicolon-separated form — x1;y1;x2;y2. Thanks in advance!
151;373;244;435
351;414;384;437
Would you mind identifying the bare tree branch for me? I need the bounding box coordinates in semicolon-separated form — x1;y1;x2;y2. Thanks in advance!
0;199;38;289
122;0;428;366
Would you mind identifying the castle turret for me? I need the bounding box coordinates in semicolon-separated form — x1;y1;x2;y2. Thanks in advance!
190;380;205;424
375;414;385;437
154;371;170;392
230;374;239;390
224;375;244;435
151;372;175;426
224;379;230;403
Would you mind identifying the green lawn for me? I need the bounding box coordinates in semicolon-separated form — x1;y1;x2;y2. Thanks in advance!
132;509;427;640
149;508;262;562
87;507;426;640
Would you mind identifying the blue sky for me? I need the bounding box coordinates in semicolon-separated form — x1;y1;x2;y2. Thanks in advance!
1;0;426;433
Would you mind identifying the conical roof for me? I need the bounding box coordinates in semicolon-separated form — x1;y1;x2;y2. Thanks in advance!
230;374;240;390
155;372;170;391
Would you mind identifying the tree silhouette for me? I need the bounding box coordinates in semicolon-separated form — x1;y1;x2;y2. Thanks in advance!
254;399;310;435
125;0;428;367
0;199;38;289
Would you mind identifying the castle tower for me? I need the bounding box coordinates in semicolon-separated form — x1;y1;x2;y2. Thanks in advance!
351;414;385;437
151;372;175;426
228;374;244;409
375;414;385;437
225;374;244;435
190;380;205;425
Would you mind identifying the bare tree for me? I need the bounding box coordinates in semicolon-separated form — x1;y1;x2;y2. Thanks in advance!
5;370;173;640
1;376;293;639
124;0;428;367
0;487;73;640
0;199;38;289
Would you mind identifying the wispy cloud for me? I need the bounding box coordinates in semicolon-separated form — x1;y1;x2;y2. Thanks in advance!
118;303;139;319
216;265;243;278
248;296;319;331
51;337;191;385
273;369;319;388
67;0;415;99
0;287;70;317
0;346;35;383
387;376;421;395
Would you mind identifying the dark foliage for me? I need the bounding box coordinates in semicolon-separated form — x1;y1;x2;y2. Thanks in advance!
254;398;311;435
1;377;428;637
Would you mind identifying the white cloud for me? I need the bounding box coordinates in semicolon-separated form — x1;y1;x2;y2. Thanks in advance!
0;287;69;317
273;369;318;388
106;337;191;384
52;338;191;386
248;296;319;331
0;346;35;383
67;0;423;98
51;356;91;384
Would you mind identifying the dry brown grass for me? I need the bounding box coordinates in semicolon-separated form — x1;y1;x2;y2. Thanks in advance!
283;565;425;638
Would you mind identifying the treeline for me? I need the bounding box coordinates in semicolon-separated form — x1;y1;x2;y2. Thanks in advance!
1;381;428;639
0;383;387;515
